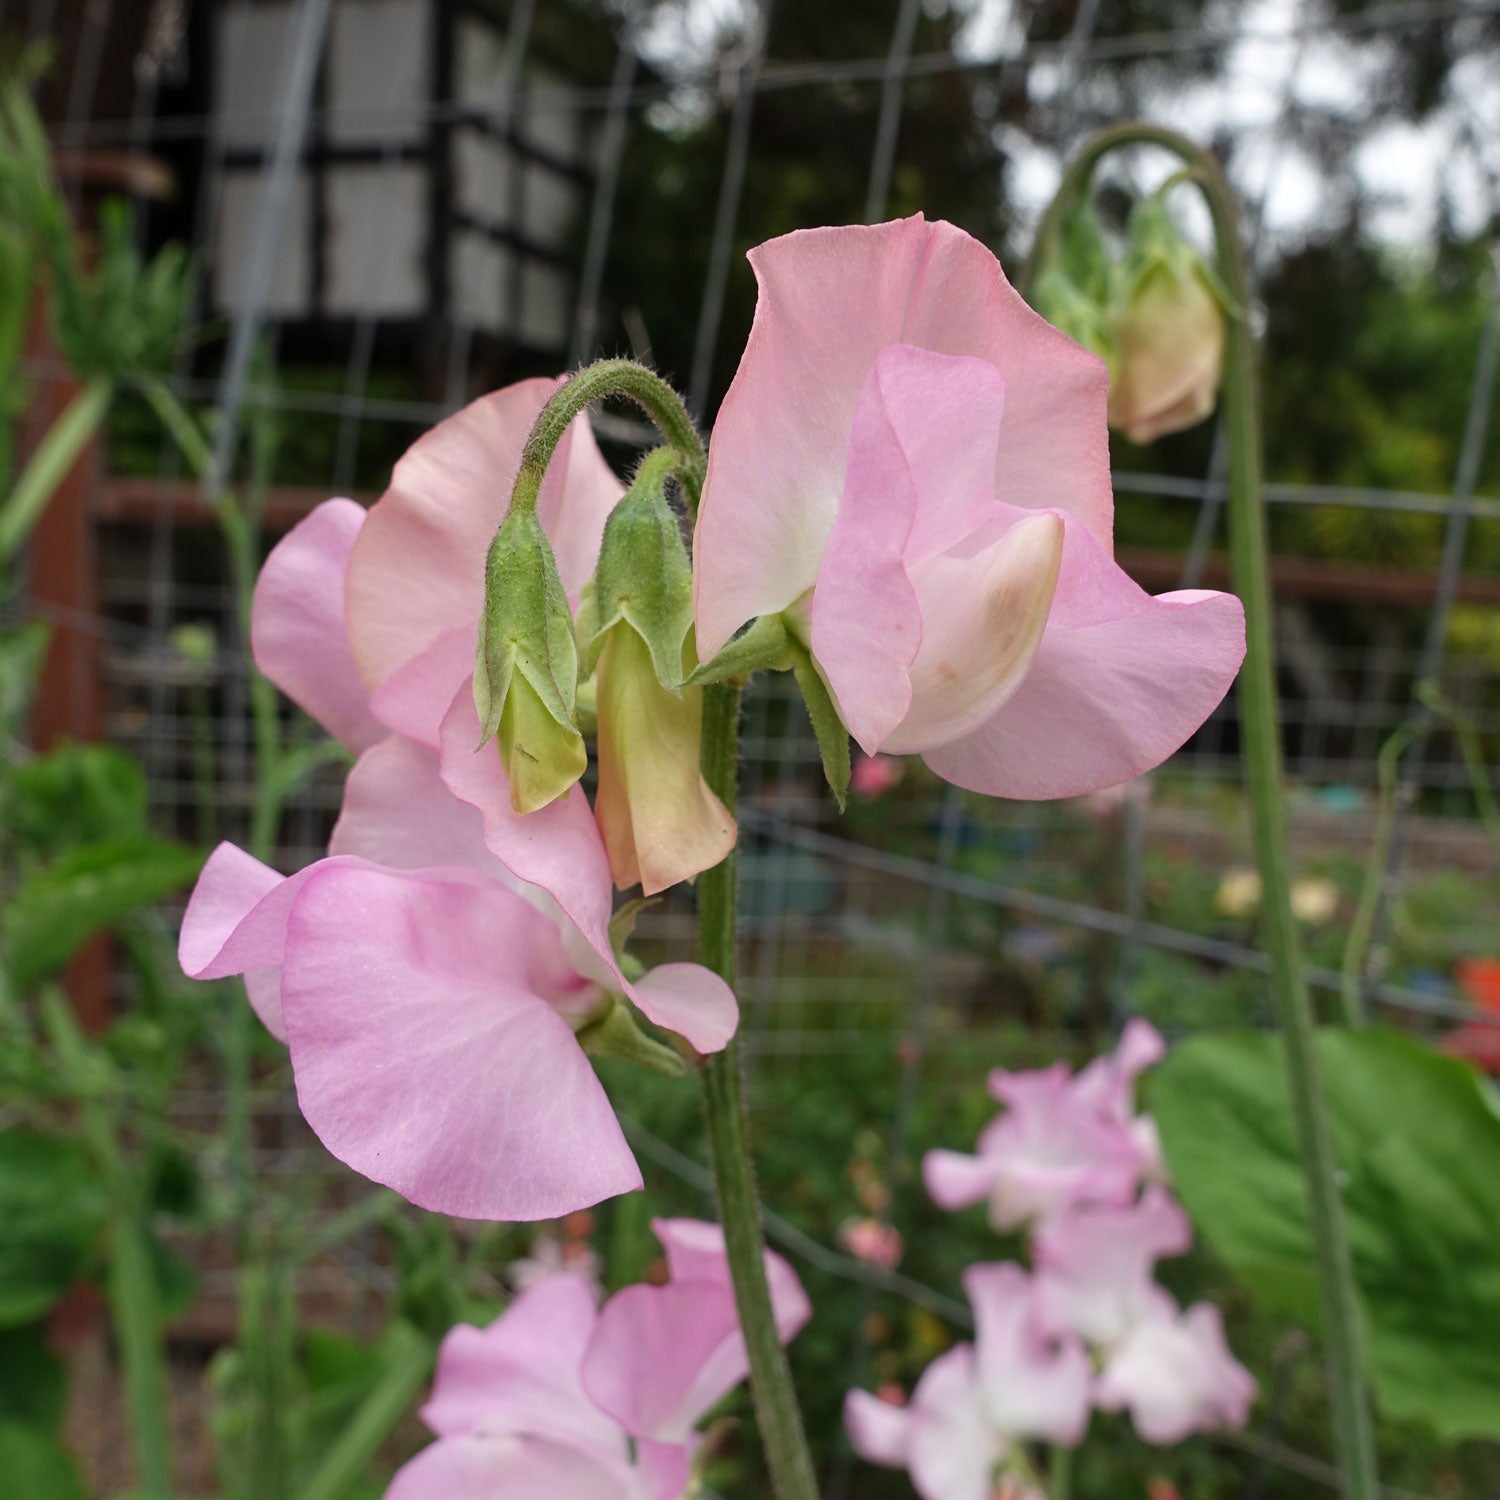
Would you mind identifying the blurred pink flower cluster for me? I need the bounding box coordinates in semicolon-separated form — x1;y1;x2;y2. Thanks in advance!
846;1024;1254;1499
387;1219;808;1500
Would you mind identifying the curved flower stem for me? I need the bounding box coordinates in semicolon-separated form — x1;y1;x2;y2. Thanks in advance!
1032;124;1380;1500
699;682;820;1500
509;358;707;517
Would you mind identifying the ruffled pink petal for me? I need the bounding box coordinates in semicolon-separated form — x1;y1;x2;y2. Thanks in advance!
922;1148;1000;1211
582;1218;809;1445
634;1439;695;1500
809;346;1007;753
177;841;322;1040
1033;1187;1192;1348
330;734;504;877
1072;1018;1166;1122
385;1432;633;1500
922;513;1245;798
249;499;385;753
345;379;622;691
367;626;476;749
882;510;1062;755
279;862;641;1219
694;216;1110;659
1093;1300;1256;1444
906;1344;1002;1500
844;1390;913;1468
963;1263;1091;1446
439;690;738;1054
629;964;738;1055
423;1274;624;1465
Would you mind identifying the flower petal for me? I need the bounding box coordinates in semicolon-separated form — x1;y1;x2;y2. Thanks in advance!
809;345;1007;754
279;862;641;1219
367;626;476;749
907;1344;1002;1500
963;1263;1091;1446
439;689;738;1054
844;1390;912;1468
922;1148;999;1212
345;379;622;691
386;1432;632;1500
922;513;1245;798
582;1218;809;1445
694;216;1110;659
249;499;385;752
423;1274;624;1465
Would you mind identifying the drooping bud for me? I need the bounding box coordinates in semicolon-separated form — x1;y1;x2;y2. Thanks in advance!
586;452;735;894
474;509;587;814
1031;200;1118;378
1107;192;1227;445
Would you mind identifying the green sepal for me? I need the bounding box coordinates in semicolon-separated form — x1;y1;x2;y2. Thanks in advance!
787;638;850;808
1032;266;1119;375
577;995;687;1079
608;897;658;962
586;461;694;687
1117;190;1234;314
473;509;585;812
684;613;796;688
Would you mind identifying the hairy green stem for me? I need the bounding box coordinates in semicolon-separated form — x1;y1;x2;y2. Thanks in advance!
0;376;112;566
699;682;819;1500
508;359;707;517
1035;123;1379;1500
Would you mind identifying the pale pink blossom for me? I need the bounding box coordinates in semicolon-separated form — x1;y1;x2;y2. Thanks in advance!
845;1263;1089;1500
1033;1187;1192;1348
180;499;737;1220
694;216;1245;800
387;1221;808;1500
1093;1298;1256;1444
923;1061;1143;1230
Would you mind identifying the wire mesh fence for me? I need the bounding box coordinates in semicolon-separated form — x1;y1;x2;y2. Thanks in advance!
7;0;1500;1495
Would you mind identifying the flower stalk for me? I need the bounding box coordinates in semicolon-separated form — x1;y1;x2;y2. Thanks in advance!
699;680;821;1500
1030;123;1379;1500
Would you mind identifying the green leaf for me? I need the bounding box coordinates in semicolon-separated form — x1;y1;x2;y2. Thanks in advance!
0;1323;67;1429
1150;1027;1500;1441
787;638;850;807
0;1420;87;1500
0;1131;108;1326
3;835;204;991
4;740;148;855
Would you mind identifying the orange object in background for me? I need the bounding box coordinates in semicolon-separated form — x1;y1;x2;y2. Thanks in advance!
1441;959;1500;1074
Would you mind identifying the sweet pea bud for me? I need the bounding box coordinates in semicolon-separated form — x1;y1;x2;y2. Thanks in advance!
1107;192;1228;445
586;454;735;894
1032;200;1118;377
474;509;586;814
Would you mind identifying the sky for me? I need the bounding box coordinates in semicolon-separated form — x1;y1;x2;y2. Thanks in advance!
632;0;1500;254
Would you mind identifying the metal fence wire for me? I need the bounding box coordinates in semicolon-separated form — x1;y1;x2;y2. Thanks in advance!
7;0;1500;1496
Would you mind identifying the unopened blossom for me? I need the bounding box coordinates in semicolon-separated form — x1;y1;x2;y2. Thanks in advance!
179;497;737;1220
846;1263;1089;1500
694;215;1245;800
840;1217;905;1269
851;753;904;799
923;1024;1165;1229
387;1220;809;1500
1214;866;1261;918
1107;196;1225;445
1290;875;1340;924
1094;1298;1256;1444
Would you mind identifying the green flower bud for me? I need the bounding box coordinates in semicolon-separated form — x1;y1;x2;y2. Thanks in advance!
1107;193;1229;445
474;509;586;814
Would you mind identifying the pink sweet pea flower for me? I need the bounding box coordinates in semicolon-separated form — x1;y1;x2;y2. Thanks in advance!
181;499;737;1219
1033;1186;1192;1348
387;1221;809;1500
693;216;1245;799
845;1263;1089;1500
922;1060;1144;1230
1093;1298;1256;1444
